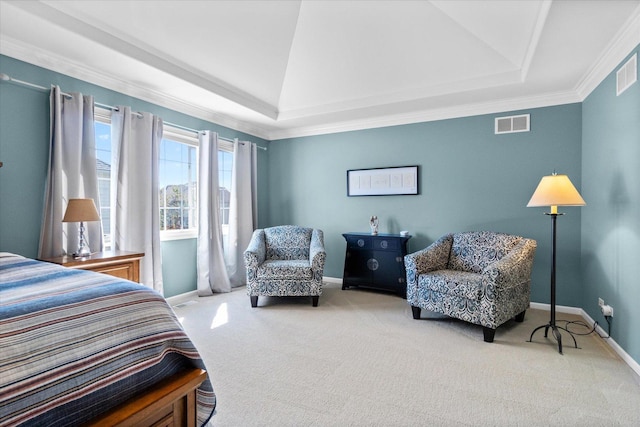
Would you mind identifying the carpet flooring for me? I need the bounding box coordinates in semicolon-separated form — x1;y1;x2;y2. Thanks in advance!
173;282;640;426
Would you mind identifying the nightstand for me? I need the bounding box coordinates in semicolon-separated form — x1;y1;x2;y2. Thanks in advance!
40;250;144;283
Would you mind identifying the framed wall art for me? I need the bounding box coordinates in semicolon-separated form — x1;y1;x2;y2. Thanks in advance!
347;165;419;196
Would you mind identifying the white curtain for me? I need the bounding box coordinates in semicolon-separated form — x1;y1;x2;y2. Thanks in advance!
38;87;102;259
196;131;231;294
111;107;163;293
225;140;258;286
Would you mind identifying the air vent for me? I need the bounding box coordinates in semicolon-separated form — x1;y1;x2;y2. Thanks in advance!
495;114;530;134
617;53;637;96
173;300;198;308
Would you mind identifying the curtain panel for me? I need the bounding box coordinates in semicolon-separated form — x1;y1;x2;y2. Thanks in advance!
38;87;102;259
226;140;258;287
197;131;232;295
110;107;163;293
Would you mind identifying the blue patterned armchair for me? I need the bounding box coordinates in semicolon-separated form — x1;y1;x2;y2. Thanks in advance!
244;225;326;307
405;231;536;342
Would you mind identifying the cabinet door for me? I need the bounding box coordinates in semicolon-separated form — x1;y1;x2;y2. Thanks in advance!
372;250;406;290
344;249;373;285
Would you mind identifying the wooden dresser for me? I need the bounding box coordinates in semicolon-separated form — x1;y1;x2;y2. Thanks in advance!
40;250;144;283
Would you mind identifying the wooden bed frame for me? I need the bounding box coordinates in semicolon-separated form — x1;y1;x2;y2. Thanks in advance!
86;368;208;427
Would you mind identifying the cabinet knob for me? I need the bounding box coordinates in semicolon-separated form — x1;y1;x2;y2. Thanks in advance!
367;258;379;271
380;240;388;249
357;239;365;247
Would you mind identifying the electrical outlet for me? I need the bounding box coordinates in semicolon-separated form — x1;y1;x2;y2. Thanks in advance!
598;298;604;307
602;304;614;317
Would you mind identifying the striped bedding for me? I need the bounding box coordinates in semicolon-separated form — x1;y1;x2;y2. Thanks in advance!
0;253;215;426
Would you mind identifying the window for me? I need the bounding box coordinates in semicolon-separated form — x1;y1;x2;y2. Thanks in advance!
159;128;198;240
94;109;233;245
218;140;234;248
95;108;113;250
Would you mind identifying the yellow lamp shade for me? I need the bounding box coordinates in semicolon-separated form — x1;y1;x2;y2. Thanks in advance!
527;174;586;209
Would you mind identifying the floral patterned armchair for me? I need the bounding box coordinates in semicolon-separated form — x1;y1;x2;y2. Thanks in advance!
244;225;326;307
405;231;536;342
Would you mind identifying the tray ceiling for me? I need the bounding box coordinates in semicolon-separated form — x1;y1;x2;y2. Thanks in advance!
1;0;639;140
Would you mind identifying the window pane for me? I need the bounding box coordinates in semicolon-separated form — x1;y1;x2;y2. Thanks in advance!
218;150;233;227
159;138;197;232
218;149;233;249
95;121;112;250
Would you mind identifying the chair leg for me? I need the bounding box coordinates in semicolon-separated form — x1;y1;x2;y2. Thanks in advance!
411;306;421;319
312;296;319;307
515;310;526;322
483;327;496;343
250;296;258;308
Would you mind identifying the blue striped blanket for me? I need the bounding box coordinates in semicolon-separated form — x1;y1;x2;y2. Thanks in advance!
0;254;215;426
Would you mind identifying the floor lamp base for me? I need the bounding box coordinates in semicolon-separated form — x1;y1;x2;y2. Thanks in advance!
528;322;579;354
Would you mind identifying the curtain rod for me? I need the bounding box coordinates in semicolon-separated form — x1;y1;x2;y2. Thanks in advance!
1;72;73;98
95;102;246;146
1;72;266;150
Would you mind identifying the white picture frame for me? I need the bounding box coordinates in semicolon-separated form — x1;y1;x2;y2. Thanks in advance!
347;165;419;196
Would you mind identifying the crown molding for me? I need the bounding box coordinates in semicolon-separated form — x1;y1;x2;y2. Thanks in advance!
9;0;279;121
575;5;640;100
0;37;273;140
267;90;580;140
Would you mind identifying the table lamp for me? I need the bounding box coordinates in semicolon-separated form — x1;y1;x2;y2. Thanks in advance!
526;173;585;354
62;198;100;258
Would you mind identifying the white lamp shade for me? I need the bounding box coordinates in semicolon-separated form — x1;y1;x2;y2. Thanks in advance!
62;199;100;222
527;174;586;207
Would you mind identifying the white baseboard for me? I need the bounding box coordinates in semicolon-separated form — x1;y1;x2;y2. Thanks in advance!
166;290;198;305
530;301;584;316
530;302;640;378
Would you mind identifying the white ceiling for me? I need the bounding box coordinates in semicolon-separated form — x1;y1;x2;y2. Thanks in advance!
1;0;639;140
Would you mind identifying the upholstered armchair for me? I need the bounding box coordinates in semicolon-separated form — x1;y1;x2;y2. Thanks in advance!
405;231;536;342
244;225;326;307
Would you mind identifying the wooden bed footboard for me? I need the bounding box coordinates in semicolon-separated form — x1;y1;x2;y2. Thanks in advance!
85;368;208;427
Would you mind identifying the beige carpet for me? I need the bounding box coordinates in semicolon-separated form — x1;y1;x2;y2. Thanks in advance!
173;283;640;426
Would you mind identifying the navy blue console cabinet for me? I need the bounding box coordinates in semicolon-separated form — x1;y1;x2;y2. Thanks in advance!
342;232;411;298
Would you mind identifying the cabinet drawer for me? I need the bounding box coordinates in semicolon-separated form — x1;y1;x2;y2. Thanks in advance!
39;251;143;284
91;263;136;282
346;235;372;249
373;238;400;251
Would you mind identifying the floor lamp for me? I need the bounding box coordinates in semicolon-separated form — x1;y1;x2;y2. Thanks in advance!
527;173;585;354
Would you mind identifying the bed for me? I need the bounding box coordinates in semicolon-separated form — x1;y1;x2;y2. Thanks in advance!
0;253;215;426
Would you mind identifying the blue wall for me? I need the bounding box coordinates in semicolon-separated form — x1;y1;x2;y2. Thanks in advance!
0;55;269;298
268;105;583;306
1;45;638;365
582;45;640;364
